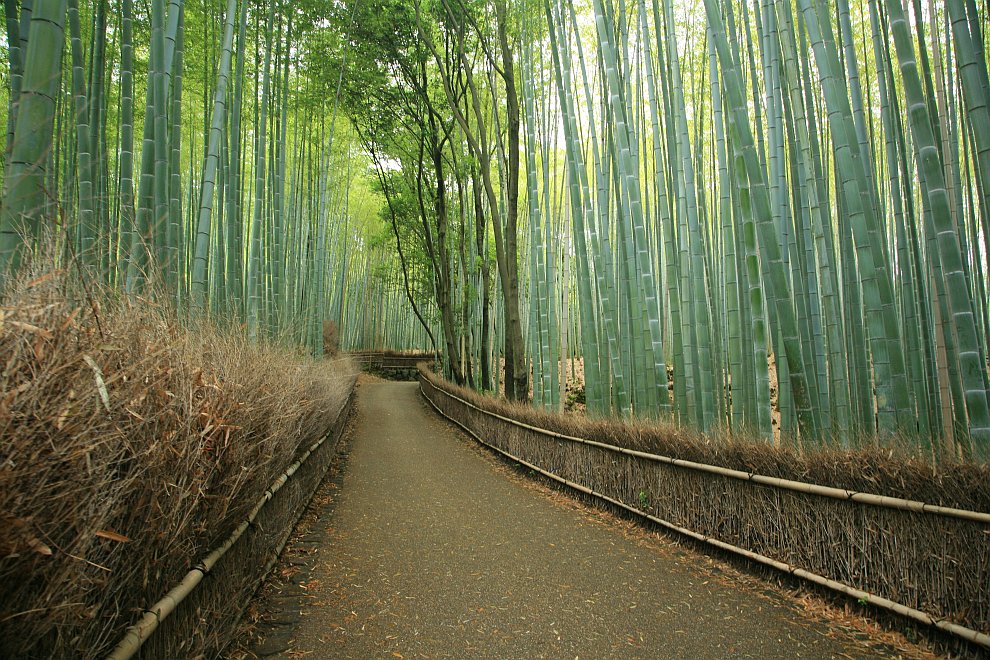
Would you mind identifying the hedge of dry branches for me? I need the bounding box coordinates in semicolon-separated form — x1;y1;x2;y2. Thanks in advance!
420;366;990;644
0;265;356;658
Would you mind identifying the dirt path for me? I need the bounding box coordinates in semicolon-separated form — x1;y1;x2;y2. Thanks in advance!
241;382;923;659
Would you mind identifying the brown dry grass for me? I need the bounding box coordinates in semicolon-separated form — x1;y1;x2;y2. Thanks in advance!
0;263;356;658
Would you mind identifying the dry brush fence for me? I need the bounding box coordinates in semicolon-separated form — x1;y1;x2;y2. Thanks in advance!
419;367;990;653
0;267;357;659
111;389;355;659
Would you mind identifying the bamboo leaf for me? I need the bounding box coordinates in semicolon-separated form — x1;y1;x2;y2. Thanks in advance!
95;529;131;543
82;355;111;412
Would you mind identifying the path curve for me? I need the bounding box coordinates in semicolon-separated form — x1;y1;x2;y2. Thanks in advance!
254;382;908;658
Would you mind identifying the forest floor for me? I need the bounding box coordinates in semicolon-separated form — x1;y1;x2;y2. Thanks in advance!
229;381;935;659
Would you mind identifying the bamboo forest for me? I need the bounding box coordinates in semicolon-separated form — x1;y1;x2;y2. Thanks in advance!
2;0;989;457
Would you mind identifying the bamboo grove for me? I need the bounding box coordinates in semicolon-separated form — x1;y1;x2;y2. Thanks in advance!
0;0;407;356
2;0;989;459
334;0;990;459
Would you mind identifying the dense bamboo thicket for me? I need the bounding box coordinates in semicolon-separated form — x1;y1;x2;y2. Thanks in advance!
0;4;382;653
553;0;990;456
331;0;990;459
0;0;425;356
1;0;988;453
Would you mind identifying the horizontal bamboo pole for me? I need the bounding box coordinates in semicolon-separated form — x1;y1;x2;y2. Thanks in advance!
217;483;313;657
420;376;990;651
348;351;438;368
106;390;354;660
420;375;990;524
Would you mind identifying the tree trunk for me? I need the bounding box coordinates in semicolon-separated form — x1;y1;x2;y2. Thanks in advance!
472;162;492;391
494;0;528;402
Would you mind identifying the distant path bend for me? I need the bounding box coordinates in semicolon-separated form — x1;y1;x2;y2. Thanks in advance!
270;382;905;658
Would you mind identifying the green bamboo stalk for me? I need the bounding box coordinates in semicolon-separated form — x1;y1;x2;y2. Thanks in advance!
271;11;292;335
88;0;109;278
169;3;184;302
885;0;990;454
223;0;249;316
247;0;276;338
67;0;96;263
3;0;24;170
0;0;68;279
117;0;135;283
191;0;239;310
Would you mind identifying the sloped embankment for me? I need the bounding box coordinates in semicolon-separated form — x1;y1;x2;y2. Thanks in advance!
0;268;356;658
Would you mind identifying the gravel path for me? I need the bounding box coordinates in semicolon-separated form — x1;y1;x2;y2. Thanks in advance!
249;381;913;659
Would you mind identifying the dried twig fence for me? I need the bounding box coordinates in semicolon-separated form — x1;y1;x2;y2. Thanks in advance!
419;368;990;653
107;390;355;659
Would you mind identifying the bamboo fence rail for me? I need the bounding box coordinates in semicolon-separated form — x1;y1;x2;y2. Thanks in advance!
106;389;355;659
419;369;990;652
